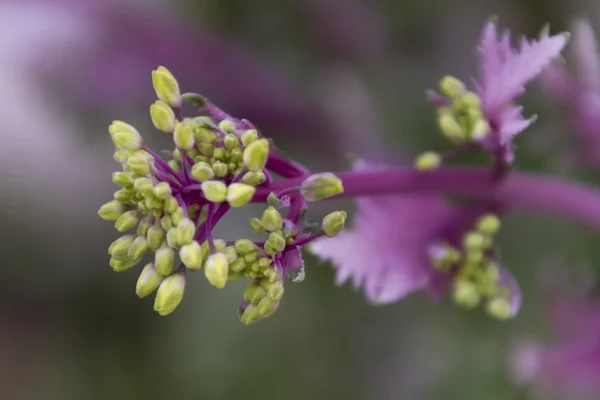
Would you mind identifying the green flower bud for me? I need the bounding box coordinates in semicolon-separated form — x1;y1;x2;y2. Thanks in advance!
438;113;465;143
300;173;344;202
267;281;284;301
111;128;143;150
415;151;442;171
230;147;243;161
155;245;176;276
258;257;272;269
98;200;126;221
213;147;226;160
463;231;485;251
173;119;195;151
249;218;264;234
322;211;347;238
113;148;131;164
147;225;165;250
112;171;133;187
136;263;163;298
152;182;172;200
241;129;258;147
150;100;176;133
191;162;214;182
163;196;179;214
167;160;181;172
214;239;227;252
439;75;466;98
222;247;237;264
471;118;490;140
205;252;229;289
134;177;154;196
266;232;286;254
230;258;246;273
137;218;153;236
160;215;173;231
115;210;140;232
171;207;185;226
452;280;480;309
234;239;256;255
240;304;259;325
261;206;283;232
243;280;261;303
201;180;227;203
166;227;179;248
461;91;482;110
198;143;214;157
243;138;269;171
176;217;196;245
110;256;141;272
113;189;133;202
151;66;181;108
476;214;501;236
154;270;186;316
212;161;228;178
257;297;279;318
226;183;256;207
180;241;205;270
218;119;236;134
108;235;135;258
241;171;266;186
224;133;239;149
465;250;484;264
486;297;513;320
128;236;150;260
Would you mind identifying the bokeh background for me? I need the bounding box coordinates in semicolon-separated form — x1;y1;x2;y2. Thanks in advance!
2;0;600;399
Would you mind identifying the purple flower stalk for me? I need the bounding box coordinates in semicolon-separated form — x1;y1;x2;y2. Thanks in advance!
99;19;600;324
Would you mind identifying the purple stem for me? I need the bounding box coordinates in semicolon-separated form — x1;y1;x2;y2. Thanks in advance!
144;147;186;185
266;152;310;179
254;167;600;230
290;232;323;248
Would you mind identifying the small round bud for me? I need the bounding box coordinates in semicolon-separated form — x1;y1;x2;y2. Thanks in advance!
173;119;195;151
234;239;256;255
463;231;486;251
128;236;150;260
439;75;466;98
486;297;513;320
226;183;256;208
134;177;154;196
154;270;186;316
150;100;176;133
137;218;153;236
261;206;283;232
267;281;284;301
151;66;181;108
180;241;205;270
153;182;172;200
438;113;465;143
471;118;490;140
166;227;179;248
241;171;266;186
322;211;347;238
155;245;176;276
300;173;344;202
265;232;286;254
191;162;214;182
224;133;239;149
198;143;214;157
212;161;229;178
176;217;195;245
205;253;229;289
461;91;482;110
113;148;130;164
241;129;258;147
452;280;481;309
115;210;140;232
161;215;173;231
249;218;264;234
112;172;133;187
243;138;269;171
476;214;501;236
163;197;179;214
111;129;142;150
109;235;135;258
201;180;227;203
98;200;126;221
218;120;236;134
415;151;442;171
147;225;165;251
136;263;163;298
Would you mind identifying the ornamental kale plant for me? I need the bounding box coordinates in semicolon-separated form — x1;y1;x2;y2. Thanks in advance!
98;19;600;325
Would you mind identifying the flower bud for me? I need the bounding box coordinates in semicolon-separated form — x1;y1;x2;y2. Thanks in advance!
176;217;196;245
476;214;501;236
438;113;465;143
205;252;229;288
110;122;142;150
151;66;181;108
224;133;240;149
166;227;179;248
243;138;269;171
322;211;347;238
128;236;150;260
112;171;133;187
113;148;131;164
171;207;185;227
240;304;259;325
173;119;195;151
201;180;227;203
234;239;256;255
98;200;126;221
241;129;258;146
147;225;165;250
137;218;153;236
249;218;264;234
136;263;163;298
300;173;344;202
463;231;485;251
153;182;172;200
261;206;283;231
415;151;442;171
267;281;284;301
226;183;256;208
127;156;151;176
257;297;279;318
150;100;176;133
133;177;154;196
110;256;141;272
230;258;246;273
155;245;176;276
163;196;179;214
108;235;135;258
265;232;286;255
439;75;465;98
212;161;228;178
154;270;186;316
191;162;214;182
180;241;205;270
241;171;266;186
115;210;140;232
471;118;490;140
486;297;513;320
218;119;236;133
452;279;480;309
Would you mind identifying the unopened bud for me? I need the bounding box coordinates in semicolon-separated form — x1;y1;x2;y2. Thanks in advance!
191;162;214;182
439;75;465;98
452;280;480;309
153;182;172;200
241;171;266;186
109;235;135;258
218;120;236;134
110;256;141;272
476;214;501;236
241;129;258;146
243;138;269;171
147;225;165;250
224;133;240;149
180;241;205;270
137;218;153;236
261;206;283;232
154;270;186;316
300;173;344;202
134;177;154;196
201;180;227;203
212;161;228;178
471;118;490;140
155;245;176;276
205;252;229;288
163;196;179;214
151;66;181;108
257;297;279;318
267;281;284;301
226;183;256;207
415;151;442;171
173;119;195;151
463;231;486;251
136;263;163;298
98;200;126;221
150;100;176;133
176;217;195;245
112;171;133;187
249;218;264;234
486;297;513;320
234;239;256;255
115;210;139;232
438;113;465;143
240;304;259;325
266;232;286;254
128;236;149;260
322;211;347;238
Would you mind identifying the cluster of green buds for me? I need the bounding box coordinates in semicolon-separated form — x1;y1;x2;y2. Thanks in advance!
98;66;347;323
428;213;518;319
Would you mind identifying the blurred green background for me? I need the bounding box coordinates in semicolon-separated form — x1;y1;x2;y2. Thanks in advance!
2;0;600;399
